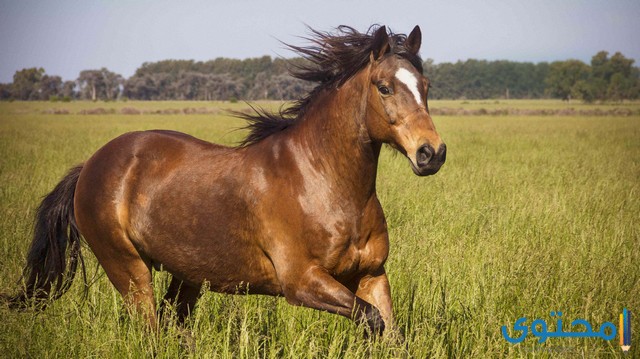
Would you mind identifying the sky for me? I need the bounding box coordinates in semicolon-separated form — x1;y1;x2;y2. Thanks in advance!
1;0;639;83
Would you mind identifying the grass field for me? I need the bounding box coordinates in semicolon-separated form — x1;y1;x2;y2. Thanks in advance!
0;100;638;358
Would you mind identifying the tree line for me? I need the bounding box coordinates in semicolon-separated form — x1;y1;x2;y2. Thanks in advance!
1;51;638;102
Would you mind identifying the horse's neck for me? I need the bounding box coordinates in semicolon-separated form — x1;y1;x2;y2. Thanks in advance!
292;78;380;201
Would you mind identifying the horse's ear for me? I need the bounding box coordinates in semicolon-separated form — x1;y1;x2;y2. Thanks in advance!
405;25;422;55
371;25;389;60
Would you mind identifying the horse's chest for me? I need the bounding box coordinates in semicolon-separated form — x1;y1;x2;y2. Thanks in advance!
325;234;388;279
326;243;360;277
301;201;388;278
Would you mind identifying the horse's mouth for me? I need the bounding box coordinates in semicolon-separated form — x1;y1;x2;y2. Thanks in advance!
409;158;443;176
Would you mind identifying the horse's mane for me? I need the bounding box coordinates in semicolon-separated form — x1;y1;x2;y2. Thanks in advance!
238;25;424;147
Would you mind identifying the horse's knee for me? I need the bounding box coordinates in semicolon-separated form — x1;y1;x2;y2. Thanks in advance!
281;274;385;336
280;282;312;307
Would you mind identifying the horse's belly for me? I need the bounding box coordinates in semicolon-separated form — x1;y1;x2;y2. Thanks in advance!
131;215;282;295
193;243;280;295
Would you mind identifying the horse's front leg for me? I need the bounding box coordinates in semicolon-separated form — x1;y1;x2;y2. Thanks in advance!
281;265;385;335
353;267;399;337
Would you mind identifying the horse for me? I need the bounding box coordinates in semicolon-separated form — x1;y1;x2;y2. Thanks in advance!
5;25;446;336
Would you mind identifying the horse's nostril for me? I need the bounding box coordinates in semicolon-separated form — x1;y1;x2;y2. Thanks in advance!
416;145;434;167
417;151;428;163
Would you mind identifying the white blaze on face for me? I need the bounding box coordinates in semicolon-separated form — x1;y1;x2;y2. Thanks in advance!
395;67;423;106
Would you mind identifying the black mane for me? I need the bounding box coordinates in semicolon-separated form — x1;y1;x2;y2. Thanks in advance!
238;25;423;147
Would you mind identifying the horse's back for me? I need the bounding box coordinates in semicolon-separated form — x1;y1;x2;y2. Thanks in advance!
75;130;226;220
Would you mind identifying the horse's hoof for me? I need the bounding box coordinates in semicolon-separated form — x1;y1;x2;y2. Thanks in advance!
364;306;385;337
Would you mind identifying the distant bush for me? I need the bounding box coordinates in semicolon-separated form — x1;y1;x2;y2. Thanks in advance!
79;108;115;115
120;107;142;115
42;108;70;114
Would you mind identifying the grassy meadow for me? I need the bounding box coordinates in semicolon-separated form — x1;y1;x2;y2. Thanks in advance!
0;100;638;358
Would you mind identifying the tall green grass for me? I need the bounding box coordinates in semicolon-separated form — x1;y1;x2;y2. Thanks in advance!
0;102;638;358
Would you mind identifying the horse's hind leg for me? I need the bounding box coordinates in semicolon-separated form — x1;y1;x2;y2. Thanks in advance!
159;276;201;324
116;259;156;327
102;250;156;327
74;142;158;327
80;225;157;327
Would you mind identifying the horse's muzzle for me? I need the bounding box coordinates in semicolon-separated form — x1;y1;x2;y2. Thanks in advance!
412;143;446;176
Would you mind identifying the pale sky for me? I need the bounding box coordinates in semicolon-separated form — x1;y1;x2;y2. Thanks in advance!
1;0;639;83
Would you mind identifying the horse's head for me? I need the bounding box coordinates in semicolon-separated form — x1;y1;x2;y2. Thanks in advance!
365;26;446;176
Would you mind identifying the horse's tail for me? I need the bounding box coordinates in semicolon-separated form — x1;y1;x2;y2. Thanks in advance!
3;165;86;309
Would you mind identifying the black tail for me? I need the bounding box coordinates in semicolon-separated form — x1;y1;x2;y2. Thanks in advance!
3;165;86;309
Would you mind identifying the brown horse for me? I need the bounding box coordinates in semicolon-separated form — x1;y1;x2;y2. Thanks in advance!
5;25;445;335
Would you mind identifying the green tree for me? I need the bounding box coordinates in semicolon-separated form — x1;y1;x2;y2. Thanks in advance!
423;59;548;100
39;75;62;100
61;81;77;100
590;51;639;101
545;60;590;101
0;83;11;100
77;68;123;101
12;67;45;100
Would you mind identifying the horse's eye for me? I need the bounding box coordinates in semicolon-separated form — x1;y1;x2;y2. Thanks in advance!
378;85;392;96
